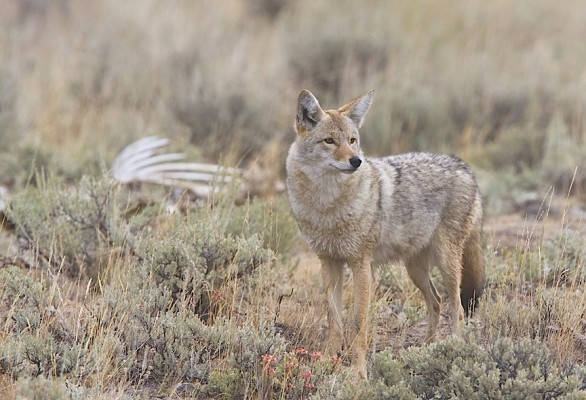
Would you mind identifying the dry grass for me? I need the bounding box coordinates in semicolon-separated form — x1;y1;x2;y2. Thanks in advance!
1;0;586;196
1;178;585;397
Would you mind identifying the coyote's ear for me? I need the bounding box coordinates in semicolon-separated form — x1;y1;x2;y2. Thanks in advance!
339;89;374;128
296;90;325;133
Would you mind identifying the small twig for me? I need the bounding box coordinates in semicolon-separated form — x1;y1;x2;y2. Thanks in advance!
274;288;294;326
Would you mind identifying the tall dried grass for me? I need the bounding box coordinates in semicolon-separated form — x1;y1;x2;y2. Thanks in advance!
1;0;585;196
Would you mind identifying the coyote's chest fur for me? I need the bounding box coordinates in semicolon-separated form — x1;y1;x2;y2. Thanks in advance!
287;170;380;260
286;156;405;263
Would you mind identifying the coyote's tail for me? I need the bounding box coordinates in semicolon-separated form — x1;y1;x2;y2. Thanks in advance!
460;219;485;317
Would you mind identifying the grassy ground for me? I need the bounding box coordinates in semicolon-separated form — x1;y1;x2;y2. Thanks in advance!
0;179;584;399
1;0;586;398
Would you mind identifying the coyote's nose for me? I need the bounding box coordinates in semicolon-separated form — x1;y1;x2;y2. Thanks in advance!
349;156;362;169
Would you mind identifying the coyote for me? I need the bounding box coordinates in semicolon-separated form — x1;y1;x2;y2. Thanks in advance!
286;89;485;379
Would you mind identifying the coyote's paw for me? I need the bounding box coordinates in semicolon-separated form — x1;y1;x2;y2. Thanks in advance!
324;329;345;357
351;361;368;380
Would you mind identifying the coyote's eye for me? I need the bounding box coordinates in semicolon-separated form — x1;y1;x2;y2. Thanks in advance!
324;138;335;144
350;138;357;144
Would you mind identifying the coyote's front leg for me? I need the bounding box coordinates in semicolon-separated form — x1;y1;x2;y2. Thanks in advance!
348;257;372;379
320;257;345;356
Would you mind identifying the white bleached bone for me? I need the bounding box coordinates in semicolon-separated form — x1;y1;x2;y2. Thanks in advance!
111;136;240;195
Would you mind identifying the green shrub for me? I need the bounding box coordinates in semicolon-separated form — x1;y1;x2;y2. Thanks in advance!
6;175;125;280
1;173;292;396
93;281;286;390
222;195;300;258
79;206;284;392
13;375;114;400
0;267;95;381
136;213;273;321
343;335;586;400
0;266;58;334
14;376;70;400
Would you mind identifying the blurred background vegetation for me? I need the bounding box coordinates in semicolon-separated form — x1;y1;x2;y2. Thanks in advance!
1;0;585;214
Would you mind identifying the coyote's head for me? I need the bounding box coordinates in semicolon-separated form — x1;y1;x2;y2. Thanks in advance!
294;89;374;174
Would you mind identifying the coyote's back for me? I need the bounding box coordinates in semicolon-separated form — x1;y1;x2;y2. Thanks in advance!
286;89;485;379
